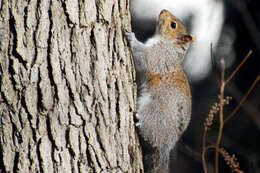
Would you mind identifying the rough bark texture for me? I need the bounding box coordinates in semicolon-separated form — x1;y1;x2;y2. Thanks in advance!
0;0;143;172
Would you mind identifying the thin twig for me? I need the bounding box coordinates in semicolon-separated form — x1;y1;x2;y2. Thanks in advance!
225;50;252;85
202;47;256;173
202;130;208;173
215;59;225;173
224;75;260;123
226;83;260;128
219;148;244;173
235;0;260;53
202;131;216;173
181;142;202;162
206;145;216;151
211;43;221;88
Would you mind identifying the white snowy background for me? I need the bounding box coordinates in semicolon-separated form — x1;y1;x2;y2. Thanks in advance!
130;0;236;82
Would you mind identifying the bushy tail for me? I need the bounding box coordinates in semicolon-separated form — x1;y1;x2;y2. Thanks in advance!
143;147;170;173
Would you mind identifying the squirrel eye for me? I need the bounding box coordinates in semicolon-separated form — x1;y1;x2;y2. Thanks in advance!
170;22;176;29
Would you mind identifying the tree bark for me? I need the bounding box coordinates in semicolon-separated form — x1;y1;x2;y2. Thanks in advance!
0;0;143;172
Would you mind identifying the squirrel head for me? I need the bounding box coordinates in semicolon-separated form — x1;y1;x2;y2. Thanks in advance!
157;9;195;45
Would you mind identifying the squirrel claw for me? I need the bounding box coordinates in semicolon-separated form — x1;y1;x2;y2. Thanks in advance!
135;113;140;120
125;31;136;42
134;112;141;127
135;122;142;127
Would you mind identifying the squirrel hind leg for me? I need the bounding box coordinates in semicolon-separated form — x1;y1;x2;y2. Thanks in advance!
143;147;170;173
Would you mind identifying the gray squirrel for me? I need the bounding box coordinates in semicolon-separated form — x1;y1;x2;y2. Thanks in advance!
126;9;195;173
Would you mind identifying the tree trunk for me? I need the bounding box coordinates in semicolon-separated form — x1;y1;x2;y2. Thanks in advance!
0;0;143;172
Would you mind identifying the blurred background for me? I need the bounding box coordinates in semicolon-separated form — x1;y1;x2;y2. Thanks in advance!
129;0;260;172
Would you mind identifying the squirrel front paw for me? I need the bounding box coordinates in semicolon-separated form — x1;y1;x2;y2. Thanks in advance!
125;31;139;48
125;31;136;41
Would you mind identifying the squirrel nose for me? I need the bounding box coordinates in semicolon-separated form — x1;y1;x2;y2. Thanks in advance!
160;9;170;16
161;9;168;13
190;35;196;41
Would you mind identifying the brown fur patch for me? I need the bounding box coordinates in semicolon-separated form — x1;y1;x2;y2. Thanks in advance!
148;71;191;98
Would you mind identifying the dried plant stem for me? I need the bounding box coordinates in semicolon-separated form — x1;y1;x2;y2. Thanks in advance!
206;145;215;151
235;0;260;53
215;59;225;173
202;131;208;173
225;50;252;85
181;142;202;162
202;135;216;173
224;75;260;123
202;50;254;173
219;148;244;173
